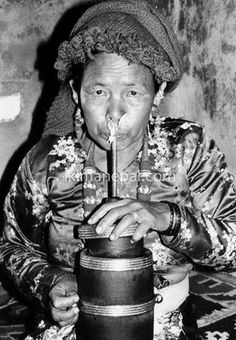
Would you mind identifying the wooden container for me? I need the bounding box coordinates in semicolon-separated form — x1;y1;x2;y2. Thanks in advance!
76;223;143;258
77;249;154;340
77;310;154;340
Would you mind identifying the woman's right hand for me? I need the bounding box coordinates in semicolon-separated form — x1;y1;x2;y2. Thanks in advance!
49;275;79;327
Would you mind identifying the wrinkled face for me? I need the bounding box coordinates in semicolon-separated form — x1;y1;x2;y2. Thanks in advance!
79;53;155;150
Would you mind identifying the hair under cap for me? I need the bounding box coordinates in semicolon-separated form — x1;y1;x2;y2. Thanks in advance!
43;0;183;137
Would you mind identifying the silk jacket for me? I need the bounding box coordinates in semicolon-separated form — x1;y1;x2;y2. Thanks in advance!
0;117;236;310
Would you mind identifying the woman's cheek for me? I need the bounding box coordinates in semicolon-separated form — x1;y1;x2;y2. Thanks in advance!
84;109;105;136
84;107;105;126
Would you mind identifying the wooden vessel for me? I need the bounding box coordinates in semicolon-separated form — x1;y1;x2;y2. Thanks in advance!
76;229;154;340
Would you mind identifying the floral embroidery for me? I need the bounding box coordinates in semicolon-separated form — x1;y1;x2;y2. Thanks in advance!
174;144;183;159
183;147;194;170
49;136;87;180
148;118;173;172
54;240;84;267
221;170;235;183
202;195;215;215
154;308;183;340
201;226;236;270
7;253;40;285
45;210;53;223
176;220;192;250
147;119;200;180
25;324;76;340
25;180;49;219
30;270;44;297
38;320;46;329
74;207;85;220
221;230;236;267
9;175;18;197
149;238;181;267
5;209;18;229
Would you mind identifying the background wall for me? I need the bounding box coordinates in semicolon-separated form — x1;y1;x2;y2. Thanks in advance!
0;0;236;209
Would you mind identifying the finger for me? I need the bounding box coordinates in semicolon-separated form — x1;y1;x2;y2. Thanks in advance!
52;304;79;323
95;205;136;235
131;222;151;243
109;213;137;241
51;294;79;310
59;312;79;327
87;199;132;225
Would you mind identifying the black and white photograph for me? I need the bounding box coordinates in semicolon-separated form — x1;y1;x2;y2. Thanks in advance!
0;1;236;339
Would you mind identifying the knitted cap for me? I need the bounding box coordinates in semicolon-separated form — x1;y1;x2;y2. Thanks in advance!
43;0;183;137
71;0;183;86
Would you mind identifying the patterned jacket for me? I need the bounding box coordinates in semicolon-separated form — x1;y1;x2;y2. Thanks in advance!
0;117;236;310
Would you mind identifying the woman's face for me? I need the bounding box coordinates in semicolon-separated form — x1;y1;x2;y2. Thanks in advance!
78;53;155;151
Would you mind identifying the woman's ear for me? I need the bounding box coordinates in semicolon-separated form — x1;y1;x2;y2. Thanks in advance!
69;79;79;104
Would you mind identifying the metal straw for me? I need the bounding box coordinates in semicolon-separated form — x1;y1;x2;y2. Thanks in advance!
107;120;119;197
111;137;117;197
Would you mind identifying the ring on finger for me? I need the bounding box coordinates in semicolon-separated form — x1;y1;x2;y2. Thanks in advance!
131;211;142;224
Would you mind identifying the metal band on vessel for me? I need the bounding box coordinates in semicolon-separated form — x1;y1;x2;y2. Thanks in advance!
80;299;154;317
80;249;153;271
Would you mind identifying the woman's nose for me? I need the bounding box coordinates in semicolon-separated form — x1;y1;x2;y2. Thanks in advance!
105;99;125;122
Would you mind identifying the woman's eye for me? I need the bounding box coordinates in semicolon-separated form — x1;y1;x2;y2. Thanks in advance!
95;89;105;96
128;90;140;97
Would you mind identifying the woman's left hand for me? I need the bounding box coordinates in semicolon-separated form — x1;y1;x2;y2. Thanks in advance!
49;276;79;327
87;199;170;243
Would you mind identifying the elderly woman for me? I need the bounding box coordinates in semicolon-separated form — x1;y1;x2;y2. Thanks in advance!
0;0;236;339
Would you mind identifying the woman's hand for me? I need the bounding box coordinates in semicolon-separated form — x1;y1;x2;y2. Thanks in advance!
88;198;170;242
49;275;79;327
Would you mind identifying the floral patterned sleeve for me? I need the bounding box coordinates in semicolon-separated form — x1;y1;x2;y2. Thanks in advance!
0;138;67;307
161;125;236;271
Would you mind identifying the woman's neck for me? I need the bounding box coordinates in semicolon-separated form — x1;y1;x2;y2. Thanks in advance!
93;138;143;173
